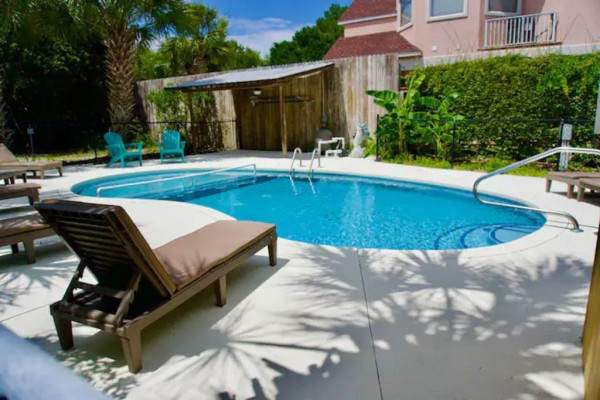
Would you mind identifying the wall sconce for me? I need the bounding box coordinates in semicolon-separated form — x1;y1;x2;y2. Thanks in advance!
253;89;262;96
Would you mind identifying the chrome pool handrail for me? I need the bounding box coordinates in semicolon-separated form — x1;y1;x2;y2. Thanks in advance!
96;163;257;197
289;148;303;176
307;148;319;179
473;146;600;231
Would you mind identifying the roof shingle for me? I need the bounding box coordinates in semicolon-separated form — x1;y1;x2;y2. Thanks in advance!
323;31;420;60
339;0;397;22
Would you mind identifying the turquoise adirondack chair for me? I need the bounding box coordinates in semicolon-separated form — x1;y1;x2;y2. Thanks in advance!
104;132;143;168
158;130;185;163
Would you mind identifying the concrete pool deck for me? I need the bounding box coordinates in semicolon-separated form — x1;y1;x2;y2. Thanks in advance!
0;150;597;399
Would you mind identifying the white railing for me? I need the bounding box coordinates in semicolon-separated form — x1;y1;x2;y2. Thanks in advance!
484;12;557;49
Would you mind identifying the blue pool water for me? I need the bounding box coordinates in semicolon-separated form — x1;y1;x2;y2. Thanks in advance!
73;170;545;250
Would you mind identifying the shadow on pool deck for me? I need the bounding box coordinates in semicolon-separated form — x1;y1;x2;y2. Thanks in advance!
9;241;591;400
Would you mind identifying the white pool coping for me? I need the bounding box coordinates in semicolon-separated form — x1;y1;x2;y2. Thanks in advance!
1;150;596;400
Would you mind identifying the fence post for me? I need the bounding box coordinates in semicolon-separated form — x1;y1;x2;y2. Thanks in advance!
555;118;565;171
450;119;457;167
27;125;35;159
375;114;381;162
595;72;600;134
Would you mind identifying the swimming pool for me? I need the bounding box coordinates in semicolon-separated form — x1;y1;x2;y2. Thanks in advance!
73;169;545;250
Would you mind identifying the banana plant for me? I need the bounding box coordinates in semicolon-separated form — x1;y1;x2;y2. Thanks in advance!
415;92;464;158
367;74;433;155
367;74;462;159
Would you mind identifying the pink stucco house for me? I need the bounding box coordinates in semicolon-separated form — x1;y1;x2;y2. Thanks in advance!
324;0;600;68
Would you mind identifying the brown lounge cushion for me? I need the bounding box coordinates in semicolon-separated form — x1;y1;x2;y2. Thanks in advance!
154;220;276;288
0;214;49;238
0;183;41;194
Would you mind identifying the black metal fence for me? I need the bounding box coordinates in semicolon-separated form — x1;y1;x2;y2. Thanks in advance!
375;117;599;166
7;120;237;164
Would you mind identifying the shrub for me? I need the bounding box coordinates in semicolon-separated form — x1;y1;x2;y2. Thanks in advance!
408;53;600;160
148;88;221;153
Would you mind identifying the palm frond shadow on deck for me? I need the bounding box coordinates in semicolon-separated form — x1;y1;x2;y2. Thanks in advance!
215;247;589;400
0;240;73;315
23;243;590;400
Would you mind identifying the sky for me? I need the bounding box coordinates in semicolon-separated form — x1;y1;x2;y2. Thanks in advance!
197;0;353;56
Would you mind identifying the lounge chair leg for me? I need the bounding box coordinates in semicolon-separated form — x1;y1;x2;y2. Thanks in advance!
567;185;575;198
577;186;585;202
214;276;226;307
58;167;63;177
23;239;35;264
268;235;277;266
120;330;142;373
545;179;552;192
28;191;39;205
53;315;74;350
11;244;18;254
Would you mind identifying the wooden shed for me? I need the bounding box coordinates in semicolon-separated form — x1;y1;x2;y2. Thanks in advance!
167;62;335;156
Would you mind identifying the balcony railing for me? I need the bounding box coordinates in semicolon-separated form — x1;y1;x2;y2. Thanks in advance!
484;12;557;49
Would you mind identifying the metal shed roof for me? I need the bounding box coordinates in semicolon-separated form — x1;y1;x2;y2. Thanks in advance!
166;61;335;92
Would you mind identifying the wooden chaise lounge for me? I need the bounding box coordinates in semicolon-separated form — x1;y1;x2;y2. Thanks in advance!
545;171;600;199
0;214;55;263
576;178;600;201
33;199;277;373
0;182;41;205
0;144;63;179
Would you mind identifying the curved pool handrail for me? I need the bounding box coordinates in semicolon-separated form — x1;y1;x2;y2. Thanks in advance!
96;163;257;197
307;148;319;179
473;146;600;231
289;148;303;176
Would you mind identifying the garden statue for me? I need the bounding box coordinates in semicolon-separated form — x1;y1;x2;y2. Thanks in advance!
350;123;370;158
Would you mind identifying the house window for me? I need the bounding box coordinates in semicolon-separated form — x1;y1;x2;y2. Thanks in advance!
487;0;520;15
428;0;468;21
400;0;412;27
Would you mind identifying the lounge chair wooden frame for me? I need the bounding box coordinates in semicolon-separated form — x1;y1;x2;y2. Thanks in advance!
546;171;600;201
0;218;55;263
0;183;41;205
577;178;600;202
0;144;63;179
34;199;277;373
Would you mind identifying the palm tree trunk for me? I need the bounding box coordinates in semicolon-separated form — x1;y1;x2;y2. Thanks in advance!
104;23;136;136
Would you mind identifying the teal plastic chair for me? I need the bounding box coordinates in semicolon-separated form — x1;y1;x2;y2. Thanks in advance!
104;132;143;168
158;130;185;163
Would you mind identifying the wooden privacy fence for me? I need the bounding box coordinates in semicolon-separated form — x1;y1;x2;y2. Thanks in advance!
136;54;400;152
583;226;600;399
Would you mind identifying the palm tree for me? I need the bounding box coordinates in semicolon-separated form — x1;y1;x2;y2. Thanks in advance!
79;0;188;135
157;4;231;152
161;4;231;76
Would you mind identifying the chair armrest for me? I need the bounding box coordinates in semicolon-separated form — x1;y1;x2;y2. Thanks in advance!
125;143;143;151
180;141;186;149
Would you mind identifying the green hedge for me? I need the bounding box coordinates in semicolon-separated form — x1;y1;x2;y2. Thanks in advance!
409;53;600;159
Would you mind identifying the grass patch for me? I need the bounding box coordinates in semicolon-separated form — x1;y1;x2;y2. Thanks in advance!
385;156;558;177
14;145;160;163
